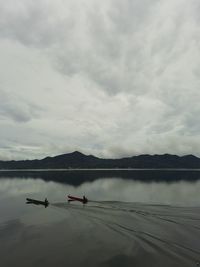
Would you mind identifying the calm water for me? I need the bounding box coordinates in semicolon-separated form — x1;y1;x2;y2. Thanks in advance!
1;170;200;208
1;170;200;266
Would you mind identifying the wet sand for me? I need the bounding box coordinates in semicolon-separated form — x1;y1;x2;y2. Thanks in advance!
0;201;200;267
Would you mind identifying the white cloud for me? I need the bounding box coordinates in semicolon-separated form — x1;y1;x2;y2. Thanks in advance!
0;0;200;159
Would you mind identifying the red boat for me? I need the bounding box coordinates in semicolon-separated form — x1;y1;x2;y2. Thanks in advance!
68;195;88;204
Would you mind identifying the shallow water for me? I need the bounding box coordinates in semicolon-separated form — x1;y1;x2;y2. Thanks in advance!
0;172;200;266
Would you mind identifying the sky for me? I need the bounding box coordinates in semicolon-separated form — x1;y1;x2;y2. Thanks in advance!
0;0;200;160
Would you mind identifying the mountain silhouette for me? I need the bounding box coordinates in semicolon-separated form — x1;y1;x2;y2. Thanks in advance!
0;152;200;169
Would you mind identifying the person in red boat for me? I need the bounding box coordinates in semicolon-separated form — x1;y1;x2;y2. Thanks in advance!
68;195;88;204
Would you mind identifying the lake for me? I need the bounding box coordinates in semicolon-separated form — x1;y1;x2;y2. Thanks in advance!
0;170;200;266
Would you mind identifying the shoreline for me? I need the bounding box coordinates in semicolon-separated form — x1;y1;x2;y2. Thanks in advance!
1;168;200;171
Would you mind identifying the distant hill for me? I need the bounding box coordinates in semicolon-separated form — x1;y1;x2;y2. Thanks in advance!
0;151;200;169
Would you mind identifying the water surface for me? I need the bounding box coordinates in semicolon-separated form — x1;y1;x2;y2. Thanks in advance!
0;170;200;266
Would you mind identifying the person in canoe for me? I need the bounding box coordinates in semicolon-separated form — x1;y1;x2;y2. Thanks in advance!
68;195;88;204
26;198;49;208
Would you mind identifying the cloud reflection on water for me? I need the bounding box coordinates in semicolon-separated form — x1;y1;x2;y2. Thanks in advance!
1;177;200;267
0;177;200;206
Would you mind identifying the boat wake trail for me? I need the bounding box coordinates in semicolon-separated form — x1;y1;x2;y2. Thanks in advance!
52;201;200;267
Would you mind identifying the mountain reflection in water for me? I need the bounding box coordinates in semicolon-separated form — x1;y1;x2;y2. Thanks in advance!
0;171;200;266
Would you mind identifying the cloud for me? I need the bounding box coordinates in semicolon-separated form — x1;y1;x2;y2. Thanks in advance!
0;0;75;47
0;90;41;122
0;0;200;159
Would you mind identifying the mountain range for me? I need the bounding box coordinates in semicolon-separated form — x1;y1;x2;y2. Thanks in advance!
0;151;200;169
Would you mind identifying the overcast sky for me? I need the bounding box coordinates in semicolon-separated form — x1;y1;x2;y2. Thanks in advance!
0;0;200;160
